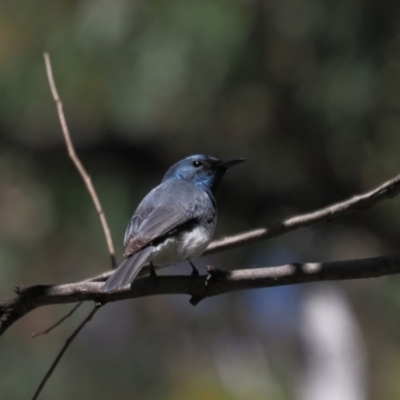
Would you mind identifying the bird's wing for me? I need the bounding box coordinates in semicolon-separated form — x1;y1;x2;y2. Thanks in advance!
123;180;214;256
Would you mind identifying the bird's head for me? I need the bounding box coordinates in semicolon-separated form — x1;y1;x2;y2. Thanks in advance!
162;154;244;195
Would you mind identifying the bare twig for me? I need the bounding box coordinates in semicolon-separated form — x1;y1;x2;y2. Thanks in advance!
31;302;83;338
31;304;101;400
36;52;114;400
43;52;116;268
2;253;400;336
40;52;116;346
205;171;400;254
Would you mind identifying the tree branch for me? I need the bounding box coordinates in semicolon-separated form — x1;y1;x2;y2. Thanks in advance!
205;171;400;254
2;254;400;336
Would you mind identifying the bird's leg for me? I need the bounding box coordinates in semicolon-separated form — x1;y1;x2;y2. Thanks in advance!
149;262;157;277
149;262;159;288
187;259;202;306
188;259;200;276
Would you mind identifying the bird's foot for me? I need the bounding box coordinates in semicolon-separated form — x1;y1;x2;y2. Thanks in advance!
150;264;157;278
188;260;200;277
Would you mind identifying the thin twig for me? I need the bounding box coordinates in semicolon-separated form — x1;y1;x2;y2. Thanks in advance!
31;302;83;338
43;52;116;268
33;53;112;400
205;171;400;254
31;304;101;400
41;52;116;341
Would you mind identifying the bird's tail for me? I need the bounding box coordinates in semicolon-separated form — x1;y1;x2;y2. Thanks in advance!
102;246;154;292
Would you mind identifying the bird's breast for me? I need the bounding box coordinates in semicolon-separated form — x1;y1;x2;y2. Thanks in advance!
149;221;215;266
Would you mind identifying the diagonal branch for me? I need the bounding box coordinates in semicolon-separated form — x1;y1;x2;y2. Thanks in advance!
1;253;400;336
31;304;100;400
31;302;83;338
205;172;400;254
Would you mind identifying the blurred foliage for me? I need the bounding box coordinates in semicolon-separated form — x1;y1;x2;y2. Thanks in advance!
1;0;400;399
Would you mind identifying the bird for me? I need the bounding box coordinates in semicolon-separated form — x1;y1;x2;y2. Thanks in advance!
102;154;244;292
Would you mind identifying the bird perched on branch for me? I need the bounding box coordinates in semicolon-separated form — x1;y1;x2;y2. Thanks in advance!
102;154;244;292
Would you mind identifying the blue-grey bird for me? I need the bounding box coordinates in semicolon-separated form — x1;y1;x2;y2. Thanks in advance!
102;154;244;292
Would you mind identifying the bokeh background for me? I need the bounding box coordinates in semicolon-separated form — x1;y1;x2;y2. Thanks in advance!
1;0;400;399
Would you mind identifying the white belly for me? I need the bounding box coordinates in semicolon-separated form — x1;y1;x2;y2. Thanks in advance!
149;223;215;266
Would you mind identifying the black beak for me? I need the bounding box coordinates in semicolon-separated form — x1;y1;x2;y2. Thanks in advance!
217;158;245;169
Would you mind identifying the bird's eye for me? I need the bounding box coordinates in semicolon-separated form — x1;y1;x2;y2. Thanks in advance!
192;161;202;168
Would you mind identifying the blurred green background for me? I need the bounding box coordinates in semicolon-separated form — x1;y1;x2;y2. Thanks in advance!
1;0;400;399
